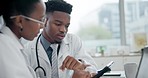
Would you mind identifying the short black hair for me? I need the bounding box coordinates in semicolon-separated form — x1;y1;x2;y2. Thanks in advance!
45;0;73;14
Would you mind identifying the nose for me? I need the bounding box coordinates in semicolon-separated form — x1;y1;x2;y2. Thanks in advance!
59;26;67;33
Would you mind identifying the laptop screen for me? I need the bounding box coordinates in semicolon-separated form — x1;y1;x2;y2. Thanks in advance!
136;47;148;78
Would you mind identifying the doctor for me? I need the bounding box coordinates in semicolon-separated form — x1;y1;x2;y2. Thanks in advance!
24;0;98;78
0;0;46;78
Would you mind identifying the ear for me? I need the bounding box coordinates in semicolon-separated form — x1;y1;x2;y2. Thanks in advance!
14;15;24;31
14;15;23;28
44;18;49;27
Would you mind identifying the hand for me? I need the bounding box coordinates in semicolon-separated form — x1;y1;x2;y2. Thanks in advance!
60;56;90;71
72;70;91;78
91;73;97;78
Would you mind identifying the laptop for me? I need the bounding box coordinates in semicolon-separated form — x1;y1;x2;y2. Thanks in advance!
135;47;148;78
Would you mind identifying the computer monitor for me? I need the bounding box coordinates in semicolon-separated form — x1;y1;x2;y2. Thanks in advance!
136;47;148;78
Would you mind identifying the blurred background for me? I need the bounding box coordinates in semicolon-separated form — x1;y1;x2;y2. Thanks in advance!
51;0;148;71
61;0;148;55
19;0;148;71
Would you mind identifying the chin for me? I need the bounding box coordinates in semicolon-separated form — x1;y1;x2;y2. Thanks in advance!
55;40;62;44
26;37;34;41
27;38;33;41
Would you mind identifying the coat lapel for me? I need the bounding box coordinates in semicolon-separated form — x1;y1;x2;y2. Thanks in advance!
37;40;51;65
58;41;69;60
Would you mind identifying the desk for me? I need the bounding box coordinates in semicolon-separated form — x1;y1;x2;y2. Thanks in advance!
100;71;125;78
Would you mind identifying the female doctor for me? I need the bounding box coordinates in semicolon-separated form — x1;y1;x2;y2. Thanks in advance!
24;1;98;78
0;0;46;78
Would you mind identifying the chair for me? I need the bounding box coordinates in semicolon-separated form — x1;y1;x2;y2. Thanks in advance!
124;63;137;78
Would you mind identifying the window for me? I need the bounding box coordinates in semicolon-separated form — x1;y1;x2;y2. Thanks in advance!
125;0;148;52
65;0;122;56
41;0;148;56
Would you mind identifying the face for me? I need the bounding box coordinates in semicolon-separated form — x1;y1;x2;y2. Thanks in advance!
20;1;46;40
43;11;70;43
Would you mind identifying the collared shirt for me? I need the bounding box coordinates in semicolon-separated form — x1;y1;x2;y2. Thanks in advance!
40;35;52;64
40;35;51;51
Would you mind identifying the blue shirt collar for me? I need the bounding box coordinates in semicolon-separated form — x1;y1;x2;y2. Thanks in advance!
40;35;51;51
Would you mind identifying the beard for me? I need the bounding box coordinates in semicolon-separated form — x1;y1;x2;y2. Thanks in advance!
54;39;62;44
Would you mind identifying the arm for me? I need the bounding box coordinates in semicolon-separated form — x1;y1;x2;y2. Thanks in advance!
71;34;98;74
60;55;96;78
60;34;98;77
60;55;90;71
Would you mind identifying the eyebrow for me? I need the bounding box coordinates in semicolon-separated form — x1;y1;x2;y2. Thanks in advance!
54;20;70;25
54;20;63;23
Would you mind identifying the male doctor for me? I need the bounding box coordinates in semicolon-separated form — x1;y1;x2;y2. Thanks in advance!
24;0;98;78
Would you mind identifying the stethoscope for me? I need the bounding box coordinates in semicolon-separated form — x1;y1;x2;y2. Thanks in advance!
34;33;61;76
34;33;46;76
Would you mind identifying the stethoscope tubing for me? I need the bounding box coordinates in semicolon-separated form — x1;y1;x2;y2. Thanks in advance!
35;33;46;76
34;33;61;76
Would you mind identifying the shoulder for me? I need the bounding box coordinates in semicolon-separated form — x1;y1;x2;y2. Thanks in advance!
0;34;20;54
63;33;82;47
0;34;14;45
65;33;81;41
24;37;38;49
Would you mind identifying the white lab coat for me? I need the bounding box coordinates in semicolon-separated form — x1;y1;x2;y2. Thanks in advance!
24;33;98;78
0;26;36;78
0;16;4;30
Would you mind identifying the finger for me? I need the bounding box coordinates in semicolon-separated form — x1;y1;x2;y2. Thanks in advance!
83;64;91;69
60;56;73;70
65;57;74;69
59;65;65;71
85;64;91;67
60;56;70;70
73;62;82;70
68;59;77;70
65;56;79;70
